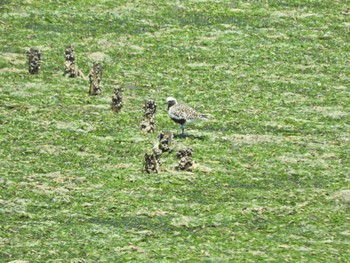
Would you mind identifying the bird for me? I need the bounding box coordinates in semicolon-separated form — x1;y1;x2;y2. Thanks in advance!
167;97;208;134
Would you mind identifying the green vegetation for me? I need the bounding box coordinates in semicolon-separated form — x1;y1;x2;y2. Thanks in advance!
1;0;349;261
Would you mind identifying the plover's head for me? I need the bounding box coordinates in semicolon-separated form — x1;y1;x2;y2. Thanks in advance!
166;97;177;107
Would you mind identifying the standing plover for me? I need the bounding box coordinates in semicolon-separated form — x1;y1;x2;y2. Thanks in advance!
167;97;207;134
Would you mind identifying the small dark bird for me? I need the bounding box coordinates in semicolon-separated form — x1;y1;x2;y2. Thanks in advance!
167;97;208;134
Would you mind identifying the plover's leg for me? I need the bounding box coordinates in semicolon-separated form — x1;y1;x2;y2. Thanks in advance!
180;125;185;134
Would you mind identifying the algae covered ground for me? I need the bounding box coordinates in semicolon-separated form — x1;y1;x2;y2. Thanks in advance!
0;0;350;262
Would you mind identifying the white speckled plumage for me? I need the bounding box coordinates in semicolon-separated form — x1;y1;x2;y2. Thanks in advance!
167;97;207;134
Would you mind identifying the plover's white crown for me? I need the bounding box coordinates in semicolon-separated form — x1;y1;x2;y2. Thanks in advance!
166;97;177;103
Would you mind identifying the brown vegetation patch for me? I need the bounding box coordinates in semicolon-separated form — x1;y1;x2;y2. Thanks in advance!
328;190;350;203
0;52;26;65
221;134;284;144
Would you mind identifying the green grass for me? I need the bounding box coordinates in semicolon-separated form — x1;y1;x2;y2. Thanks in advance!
1;0;350;262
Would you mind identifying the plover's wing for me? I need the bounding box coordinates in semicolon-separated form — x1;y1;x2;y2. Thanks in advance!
170;103;207;122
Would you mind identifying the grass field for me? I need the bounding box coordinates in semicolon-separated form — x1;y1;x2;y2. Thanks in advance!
1;0;350;262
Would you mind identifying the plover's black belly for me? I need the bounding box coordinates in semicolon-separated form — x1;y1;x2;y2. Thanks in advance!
170;117;186;125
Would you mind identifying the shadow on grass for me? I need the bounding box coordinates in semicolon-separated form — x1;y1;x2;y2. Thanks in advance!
174;133;206;140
